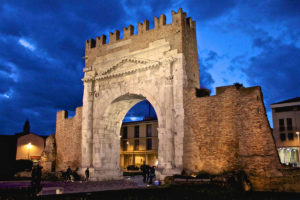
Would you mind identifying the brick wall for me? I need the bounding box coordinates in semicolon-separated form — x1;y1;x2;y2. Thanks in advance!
55;107;82;171
183;85;282;176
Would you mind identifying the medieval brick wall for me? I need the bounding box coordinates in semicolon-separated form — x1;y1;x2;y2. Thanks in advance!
183;85;282;176
55;107;82;171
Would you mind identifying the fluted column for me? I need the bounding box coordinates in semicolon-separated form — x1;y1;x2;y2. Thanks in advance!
81;81;94;168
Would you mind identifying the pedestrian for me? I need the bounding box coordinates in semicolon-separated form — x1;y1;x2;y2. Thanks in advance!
36;164;42;191
31;165;37;187
140;161;147;183
149;166;155;184
85;168;90;181
66;166;72;181
146;166;150;183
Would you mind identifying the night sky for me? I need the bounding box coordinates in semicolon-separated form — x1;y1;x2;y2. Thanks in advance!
0;0;299;135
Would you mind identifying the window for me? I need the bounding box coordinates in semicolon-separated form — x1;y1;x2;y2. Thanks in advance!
122;127;128;139
147;139;152;150
279;119;285;131
146;125;152;137
122;140;127;151
134;126;139;138
280;133;286;141
134;140;139;151
288;133;294;140
287;118;293;130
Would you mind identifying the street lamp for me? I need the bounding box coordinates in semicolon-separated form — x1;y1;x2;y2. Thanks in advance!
26;142;32;160
296;132;300;167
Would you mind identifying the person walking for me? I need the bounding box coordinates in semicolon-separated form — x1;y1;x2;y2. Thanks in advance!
149;166;155;184
85;168;90;181
66;166;72;181
140;161;147;183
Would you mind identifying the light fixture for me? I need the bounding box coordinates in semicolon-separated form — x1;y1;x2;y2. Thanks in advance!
27;143;32;149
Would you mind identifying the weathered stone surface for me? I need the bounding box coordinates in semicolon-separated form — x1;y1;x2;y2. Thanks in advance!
52;9;300;192
40;134;56;172
55;107;82;171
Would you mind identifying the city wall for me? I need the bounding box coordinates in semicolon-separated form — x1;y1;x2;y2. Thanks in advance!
55;107;82;171
183;85;300;191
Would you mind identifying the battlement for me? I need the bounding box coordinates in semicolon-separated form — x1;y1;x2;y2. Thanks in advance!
85;8;196;49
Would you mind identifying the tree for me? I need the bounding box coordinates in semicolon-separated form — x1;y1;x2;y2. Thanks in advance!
23;120;30;134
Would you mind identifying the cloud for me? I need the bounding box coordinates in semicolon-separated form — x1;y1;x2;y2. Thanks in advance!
245;43;300;107
0;0;126;135
186;0;237;22
198;50;219;89
0;0;299;134
123;100;157;122
18;38;35;51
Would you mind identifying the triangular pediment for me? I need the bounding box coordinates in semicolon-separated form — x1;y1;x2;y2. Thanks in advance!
95;57;160;80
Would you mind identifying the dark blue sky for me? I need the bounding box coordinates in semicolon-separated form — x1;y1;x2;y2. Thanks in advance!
0;0;299;135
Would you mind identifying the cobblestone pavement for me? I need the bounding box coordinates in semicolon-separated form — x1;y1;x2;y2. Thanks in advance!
0;175;150;195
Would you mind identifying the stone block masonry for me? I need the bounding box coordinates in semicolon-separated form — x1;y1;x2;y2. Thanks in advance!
47;8;300;191
183;85;300;191
55;107;82;171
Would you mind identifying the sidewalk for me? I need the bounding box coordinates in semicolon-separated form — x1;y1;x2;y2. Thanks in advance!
0;175;148;195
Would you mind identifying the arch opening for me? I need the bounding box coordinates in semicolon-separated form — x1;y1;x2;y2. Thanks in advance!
92;93;160;179
120;99;158;171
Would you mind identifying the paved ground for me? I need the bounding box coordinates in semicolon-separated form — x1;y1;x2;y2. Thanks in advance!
0;175;151;195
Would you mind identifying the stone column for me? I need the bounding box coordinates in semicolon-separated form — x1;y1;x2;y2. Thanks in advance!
81;81;94;168
156;60;181;179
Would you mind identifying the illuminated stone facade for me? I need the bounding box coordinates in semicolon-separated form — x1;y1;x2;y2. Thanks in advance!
50;9;300;191
16;133;45;161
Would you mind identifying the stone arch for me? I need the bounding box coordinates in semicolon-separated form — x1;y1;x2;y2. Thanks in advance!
90;89;164;180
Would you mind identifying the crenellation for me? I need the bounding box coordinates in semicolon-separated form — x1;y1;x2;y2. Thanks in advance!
154;14;166;28
138;20;149;34
123;25;134;39
85;8;195;51
109;30;120;43
86;38;96;49
96;34;106;47
186;17;196;29
171;8;187;25
57;110;68;120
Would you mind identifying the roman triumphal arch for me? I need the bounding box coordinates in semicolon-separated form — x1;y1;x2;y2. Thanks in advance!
81;9;199;180
51;9;300;191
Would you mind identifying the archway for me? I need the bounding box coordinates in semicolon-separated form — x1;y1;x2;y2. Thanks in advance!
89;93;163;180
120;99;158;171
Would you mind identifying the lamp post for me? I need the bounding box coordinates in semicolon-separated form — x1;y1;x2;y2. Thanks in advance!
296;132;300;167
26;142;32;160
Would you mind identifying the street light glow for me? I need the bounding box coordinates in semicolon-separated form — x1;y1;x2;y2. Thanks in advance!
27;142;32;149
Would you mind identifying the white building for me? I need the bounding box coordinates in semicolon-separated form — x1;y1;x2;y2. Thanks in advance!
120;119;158;170
271;97;300;166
